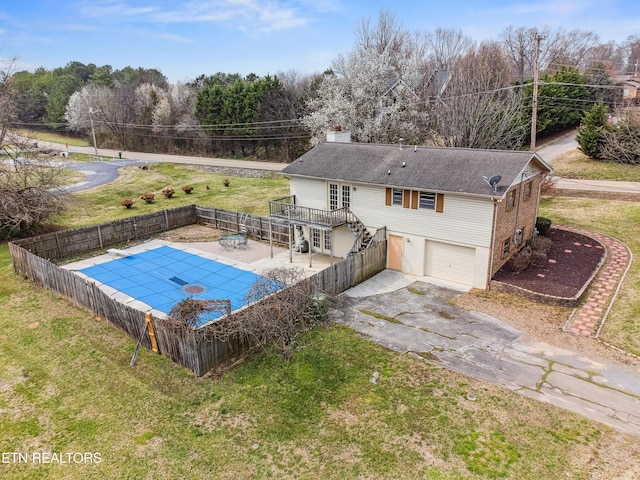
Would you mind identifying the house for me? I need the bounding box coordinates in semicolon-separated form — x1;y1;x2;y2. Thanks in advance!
622;78;640;104
270;133;553;289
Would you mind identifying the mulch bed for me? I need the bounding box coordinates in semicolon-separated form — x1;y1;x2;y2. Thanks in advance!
492;228;606;298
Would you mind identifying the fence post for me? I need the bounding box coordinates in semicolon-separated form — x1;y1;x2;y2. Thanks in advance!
54;233;61;258
146;313;159;353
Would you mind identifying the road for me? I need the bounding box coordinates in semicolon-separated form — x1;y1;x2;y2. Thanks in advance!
39;141;286;172
43;135;640;194
537;136;640;194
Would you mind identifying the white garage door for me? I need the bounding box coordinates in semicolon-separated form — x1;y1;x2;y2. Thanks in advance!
425;241;475;286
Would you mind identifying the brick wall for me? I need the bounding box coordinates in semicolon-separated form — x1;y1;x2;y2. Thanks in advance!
489;173;545;278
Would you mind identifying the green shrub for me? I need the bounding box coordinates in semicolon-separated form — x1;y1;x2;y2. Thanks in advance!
535;217;552;236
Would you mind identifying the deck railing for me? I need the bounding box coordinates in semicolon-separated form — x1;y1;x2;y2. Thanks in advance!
269;195;351;227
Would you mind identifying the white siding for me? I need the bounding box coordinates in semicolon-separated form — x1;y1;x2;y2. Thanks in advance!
351;184;494;248
289;177;496;288
290;177;328;209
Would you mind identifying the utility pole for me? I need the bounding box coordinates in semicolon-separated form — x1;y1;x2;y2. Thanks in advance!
530;33;543;151
89;107;101;161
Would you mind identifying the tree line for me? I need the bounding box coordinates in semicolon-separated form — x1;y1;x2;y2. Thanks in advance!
4;10;640;160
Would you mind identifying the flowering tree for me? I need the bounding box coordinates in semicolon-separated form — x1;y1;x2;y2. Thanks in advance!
302;11;427;145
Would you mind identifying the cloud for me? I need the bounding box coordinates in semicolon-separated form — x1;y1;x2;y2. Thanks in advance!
76;0;313;33
78;0;159;19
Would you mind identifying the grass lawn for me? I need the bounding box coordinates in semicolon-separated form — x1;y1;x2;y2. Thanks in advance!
15;129;89;148
55;163;289;227
1;164;639;478
551;149;640;181
2;248;637;479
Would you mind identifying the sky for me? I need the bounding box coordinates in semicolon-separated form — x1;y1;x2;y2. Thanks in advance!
1;0;638;83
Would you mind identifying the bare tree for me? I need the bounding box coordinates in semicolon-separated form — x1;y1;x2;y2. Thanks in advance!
166;267;333;362
622;35;640;76
354;8;410;58
0;58;69;238
600;110;640;164
0;132;69;238
500;26;600;80
426;41;528;149
426;28;473;71
582;41;625;78
0;57;18;147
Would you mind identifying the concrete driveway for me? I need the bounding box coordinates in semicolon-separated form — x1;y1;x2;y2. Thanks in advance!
334;270;640;437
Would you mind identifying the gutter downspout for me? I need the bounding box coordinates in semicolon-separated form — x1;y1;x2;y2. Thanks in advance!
487;198;500;290
513;173;525;245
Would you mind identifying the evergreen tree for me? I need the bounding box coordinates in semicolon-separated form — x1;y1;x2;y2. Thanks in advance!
576;101;610;158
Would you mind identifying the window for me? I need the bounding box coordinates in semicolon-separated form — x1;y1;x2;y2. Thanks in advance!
524;181;532;201
419;191;436;210
507;189;516;210
503;238;510;257
392;188;403;205
341;185;351;208
324;230;331;250
329;183;351;210
329;183;338;210
312;229;321;248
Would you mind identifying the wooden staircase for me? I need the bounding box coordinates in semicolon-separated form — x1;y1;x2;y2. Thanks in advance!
347;212;374;255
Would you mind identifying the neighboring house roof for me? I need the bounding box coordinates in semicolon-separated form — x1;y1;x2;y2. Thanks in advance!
381;77;419;101
282;142;553;198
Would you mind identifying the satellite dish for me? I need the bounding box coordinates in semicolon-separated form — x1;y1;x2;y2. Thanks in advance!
482;175;502;193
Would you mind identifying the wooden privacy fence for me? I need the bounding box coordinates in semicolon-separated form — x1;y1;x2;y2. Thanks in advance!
12;205;199;261
9;207;387;376
196;206;291;245
11;205;292;262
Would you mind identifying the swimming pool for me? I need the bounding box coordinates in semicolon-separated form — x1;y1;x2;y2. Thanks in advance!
78;245;270;322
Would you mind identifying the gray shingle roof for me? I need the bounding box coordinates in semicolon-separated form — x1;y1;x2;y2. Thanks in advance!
281;142;553;198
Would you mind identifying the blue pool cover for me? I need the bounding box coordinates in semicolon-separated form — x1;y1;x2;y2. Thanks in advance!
79;245;273;323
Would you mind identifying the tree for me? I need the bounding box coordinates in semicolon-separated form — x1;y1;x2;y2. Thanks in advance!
45;73;82;126
500;26;600;80
583;62;622;105
600;110;640;164
0;60;68;238
166;267;333;362
425;41;529;149
195;75;304;159
0;133;69;238
302;10;427;145
11;68;52;125
526;67;590;136
622;35;640;76
576;102;611;158
65;84;131;149
426;27;473;71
